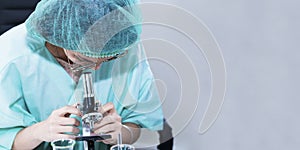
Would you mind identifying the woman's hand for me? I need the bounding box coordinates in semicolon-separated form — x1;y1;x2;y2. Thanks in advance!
93;102;122;144
36;104;82;142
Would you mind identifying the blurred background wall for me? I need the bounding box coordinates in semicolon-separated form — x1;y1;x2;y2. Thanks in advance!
140;0;300;149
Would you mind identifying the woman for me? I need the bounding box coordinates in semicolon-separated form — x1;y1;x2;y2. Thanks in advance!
0;0;163;149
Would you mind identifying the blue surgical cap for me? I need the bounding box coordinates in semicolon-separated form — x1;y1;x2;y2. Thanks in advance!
25;0;142;58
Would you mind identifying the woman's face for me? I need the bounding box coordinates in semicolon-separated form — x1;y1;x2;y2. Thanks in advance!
64;49;107;70
64;49;128;71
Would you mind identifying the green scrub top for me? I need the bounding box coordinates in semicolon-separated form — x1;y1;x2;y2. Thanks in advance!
0;24;163;149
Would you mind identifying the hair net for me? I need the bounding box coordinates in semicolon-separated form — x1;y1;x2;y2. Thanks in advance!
25;0;142;58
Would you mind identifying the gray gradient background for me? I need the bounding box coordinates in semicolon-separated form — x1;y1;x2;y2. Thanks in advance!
140;0;300;149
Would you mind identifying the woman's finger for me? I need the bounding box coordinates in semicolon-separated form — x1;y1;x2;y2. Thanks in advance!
102;138;115;145
101;102;115;114
56;126;80;135
94;123;117;134
53;105;82;117
93;115;116;129
57;117;80;126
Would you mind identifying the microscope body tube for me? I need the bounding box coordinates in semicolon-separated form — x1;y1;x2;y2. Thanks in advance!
82;72;96;114
83;96;95;115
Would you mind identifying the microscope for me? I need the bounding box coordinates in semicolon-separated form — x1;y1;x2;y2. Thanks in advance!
75;72;111;150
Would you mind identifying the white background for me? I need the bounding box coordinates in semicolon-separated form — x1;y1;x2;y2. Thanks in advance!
140;0;300;149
